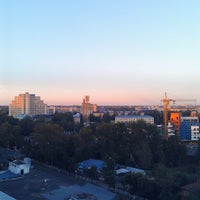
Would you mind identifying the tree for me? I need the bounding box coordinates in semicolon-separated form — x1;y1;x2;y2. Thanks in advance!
102;113;115;123
89;114;101;123
195;138;200;162
30;123;65;165
158;178;180;200
163;136;187;167
186;188;200;200
73;127;97;161
52;112;74;132
0;122;23;148
132;141;152;169
145;110;163;125
20;117;34;136
137;176;160;199
85;166;98;179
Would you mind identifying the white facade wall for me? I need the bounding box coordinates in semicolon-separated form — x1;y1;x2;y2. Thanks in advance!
73;113;81;124
115;115;154;124
9;92;47;117
8;161;30;175
191;125;200;141
181;117;199;122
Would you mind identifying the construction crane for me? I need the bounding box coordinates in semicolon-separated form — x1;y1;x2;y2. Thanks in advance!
161;92;196;140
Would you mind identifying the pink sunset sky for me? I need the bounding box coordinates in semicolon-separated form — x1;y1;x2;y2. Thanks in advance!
1;1;200;105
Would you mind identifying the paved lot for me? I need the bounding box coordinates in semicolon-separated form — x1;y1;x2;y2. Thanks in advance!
0;163;117;200
42;183;116;200
0;164;83;200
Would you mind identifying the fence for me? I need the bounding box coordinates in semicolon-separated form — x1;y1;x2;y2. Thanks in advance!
32;160;147;200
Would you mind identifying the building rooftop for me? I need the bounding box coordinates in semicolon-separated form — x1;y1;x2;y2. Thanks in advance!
78;159;107;171
182;182;200;194
0;171;21;182
11;160;26;165
0;191;16;200
115;166;146;175
116;115;153;119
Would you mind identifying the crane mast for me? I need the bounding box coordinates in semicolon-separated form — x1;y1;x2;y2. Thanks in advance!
161;92;174;140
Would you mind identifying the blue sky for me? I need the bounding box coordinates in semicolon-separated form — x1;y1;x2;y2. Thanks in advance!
1;0;200;105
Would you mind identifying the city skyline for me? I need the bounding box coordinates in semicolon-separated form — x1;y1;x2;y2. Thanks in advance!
1;0;200;105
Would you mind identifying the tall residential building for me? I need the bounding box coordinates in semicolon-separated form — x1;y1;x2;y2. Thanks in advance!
81;96;97;122
191;125;200;141
9;92;47;117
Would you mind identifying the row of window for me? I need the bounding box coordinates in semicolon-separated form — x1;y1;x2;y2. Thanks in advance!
192;128;200;131
192;136;200;140
192;132;200;135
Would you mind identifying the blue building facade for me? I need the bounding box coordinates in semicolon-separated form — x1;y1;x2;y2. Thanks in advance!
180;121;199;140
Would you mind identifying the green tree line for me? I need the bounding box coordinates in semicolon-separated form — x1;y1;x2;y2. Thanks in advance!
0;111;199;199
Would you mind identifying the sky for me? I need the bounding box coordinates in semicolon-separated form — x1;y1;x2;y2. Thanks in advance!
1;0;200;105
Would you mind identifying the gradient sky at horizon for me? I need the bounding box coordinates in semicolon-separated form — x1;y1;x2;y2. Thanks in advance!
1;0;200;105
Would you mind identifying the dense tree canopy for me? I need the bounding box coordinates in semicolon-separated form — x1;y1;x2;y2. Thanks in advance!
0;111;198;199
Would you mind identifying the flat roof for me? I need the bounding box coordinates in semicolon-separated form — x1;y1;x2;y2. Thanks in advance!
0;191;16;200
78;159;106;171
0;171;21;181
11;160;26;165
115;115;153;119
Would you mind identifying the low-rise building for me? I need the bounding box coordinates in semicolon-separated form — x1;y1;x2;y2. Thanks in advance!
182;182;200;200
0;191;16;200
78;159;107;172
8;158;31;175
73;113;81;124
115;166;146;176
115;115;154;124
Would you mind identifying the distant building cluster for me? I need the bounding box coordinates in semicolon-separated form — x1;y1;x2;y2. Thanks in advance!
7;92;200;142
8;93;99;123
9;92;47;118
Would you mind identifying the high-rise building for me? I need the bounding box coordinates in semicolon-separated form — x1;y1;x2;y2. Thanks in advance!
9;92;47;117
81;96;97;122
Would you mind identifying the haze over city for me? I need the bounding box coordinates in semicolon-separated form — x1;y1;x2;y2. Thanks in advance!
1;0;200;105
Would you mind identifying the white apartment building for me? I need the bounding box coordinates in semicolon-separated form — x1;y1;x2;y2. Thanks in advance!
9;92;47;117
181;117;199;122
191;125;200;141
115;115;154;124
